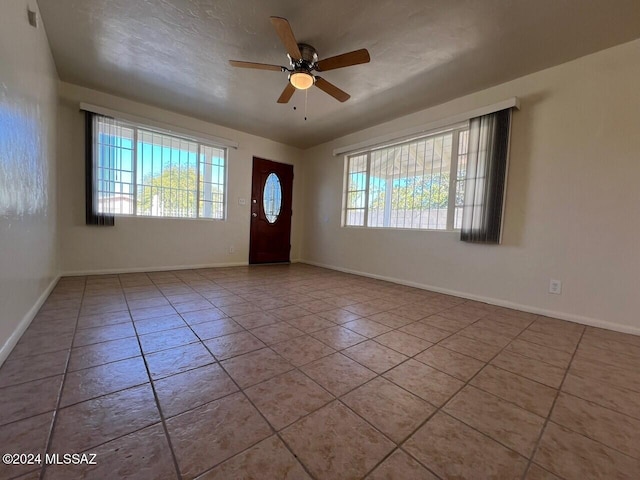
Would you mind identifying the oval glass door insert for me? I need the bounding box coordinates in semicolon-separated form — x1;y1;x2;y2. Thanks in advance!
263;172;282;223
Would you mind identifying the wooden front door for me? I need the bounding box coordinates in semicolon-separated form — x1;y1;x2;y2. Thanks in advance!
249;157;293;264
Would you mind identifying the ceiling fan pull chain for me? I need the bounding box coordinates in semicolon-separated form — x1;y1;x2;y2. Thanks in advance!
304;89;308;121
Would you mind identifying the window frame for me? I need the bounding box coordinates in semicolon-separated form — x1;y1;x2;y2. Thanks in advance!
91;114;228;221
342;123;469;231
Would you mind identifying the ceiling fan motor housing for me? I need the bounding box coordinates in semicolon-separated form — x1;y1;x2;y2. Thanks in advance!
290;43;318;71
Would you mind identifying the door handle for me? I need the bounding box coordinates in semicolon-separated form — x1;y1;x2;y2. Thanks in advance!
252;213;257;218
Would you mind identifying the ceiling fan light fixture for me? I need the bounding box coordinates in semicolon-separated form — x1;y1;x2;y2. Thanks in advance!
289;71;314;90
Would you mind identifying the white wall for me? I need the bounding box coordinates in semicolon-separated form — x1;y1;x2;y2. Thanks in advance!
58;83;305;274
0;0;59;360
302;39;640;334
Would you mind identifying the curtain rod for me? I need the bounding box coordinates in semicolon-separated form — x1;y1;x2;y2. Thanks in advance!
79;103;239;149
333;97;520;157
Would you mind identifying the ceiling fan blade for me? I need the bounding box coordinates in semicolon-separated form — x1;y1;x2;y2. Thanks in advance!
270;17;302;60
316;49;370;72
314;77;350;102
229;60;284;71
277;83;296;104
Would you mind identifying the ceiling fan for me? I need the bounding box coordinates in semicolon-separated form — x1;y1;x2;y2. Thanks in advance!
229;17;370;103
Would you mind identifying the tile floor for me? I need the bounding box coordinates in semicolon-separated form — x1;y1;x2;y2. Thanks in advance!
0;264;639;479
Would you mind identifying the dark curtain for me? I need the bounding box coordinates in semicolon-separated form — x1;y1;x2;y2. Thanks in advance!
460;108;512;243
85;111;114;226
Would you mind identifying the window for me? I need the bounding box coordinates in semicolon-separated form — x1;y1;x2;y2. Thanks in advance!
90;114;226;220
343;124;469;230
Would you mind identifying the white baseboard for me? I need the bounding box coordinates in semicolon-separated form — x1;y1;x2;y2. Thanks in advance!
0;275;61;366
61;261;250;277
300;259;640;337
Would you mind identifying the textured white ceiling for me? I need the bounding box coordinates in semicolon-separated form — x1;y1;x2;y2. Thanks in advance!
38;0;640;148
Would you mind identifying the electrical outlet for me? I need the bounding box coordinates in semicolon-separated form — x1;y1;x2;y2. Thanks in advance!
238;198;246;206
549;279;562;295
228;246;235;254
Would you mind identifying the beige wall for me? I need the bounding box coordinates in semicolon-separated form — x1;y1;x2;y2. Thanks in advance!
58;83;305;274
0;0;59;360
302;39;640;334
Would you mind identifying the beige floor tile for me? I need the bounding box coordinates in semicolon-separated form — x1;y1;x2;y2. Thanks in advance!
245;370;333;430
311;325;368;350
180;308;227;325
0;412;53;479
167;392;272;479
414;345;484;381
281;401;395;480
393;304;439;321
76;310;132;330
491;350;566;388
506;339;573;368
133;313;186;334
9;330;74;360
297;299;336;313
420;314;473;333
570;356;640;392
562;372;640;419
534;422;640;480
583;327;640;348
129;305;177;321
525;464;563;480
0;349;68;388
444;385;545;457
342;377;435;443
173;299;214;314
551;392;640;459
7;266;640;480
204;331;265;360
138;326;200;354
343;340;408;374
383;359;463;406
144;342;216;380
50;384;160;454
438;305;487;322
219;302;262;317
190;318;244;340
398;322;451;343
367;311;415;329
285;314;335;333
458;324;514;347
45;423;175;480
73;322;137;347
221;348;293;388
366;450;438;480
198;435;311;480
373;331;432;356
473;317;526;337
574;341;639;372
344;303;387;317
342;319;393;338
269;305;312;321
249;323;305;345
438;333;503;361
270;335;336;366
231;311;279;329
0;375;62;426
61;356;149;406
300;352;376;396
154;363;238;418
519;329;580;353
528;317;584;337
317;308;361;324
127;295;170;310
404;412;528;479
471;365;557;417
67;336;141;372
